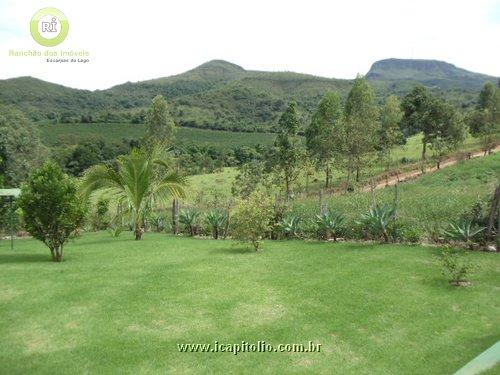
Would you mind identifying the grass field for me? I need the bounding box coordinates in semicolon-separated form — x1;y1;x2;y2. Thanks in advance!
37;123;275;149
0;232;499;374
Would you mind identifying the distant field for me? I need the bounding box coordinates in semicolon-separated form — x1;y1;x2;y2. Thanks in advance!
185;133;485;202
37;123;275;149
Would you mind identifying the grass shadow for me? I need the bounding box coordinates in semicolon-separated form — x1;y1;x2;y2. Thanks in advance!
0;252;49;264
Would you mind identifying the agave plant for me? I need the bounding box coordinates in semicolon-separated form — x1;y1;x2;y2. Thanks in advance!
445;220;485;248
358;204;396;242
149;213;167;233
278;215;301;239
315;210;344;241
205;210;229;239
179;209;201;236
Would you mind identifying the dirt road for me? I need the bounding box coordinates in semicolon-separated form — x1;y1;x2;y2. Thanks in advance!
363;145;500;192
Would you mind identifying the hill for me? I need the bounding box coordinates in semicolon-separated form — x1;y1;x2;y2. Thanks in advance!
0;59;497;131
366;58;496;90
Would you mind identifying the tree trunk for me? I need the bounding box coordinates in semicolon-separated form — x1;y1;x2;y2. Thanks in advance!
285;175;290;199
382;231;389;243
325;165;330;188
421;142;427;173
134;224;143;240
51;246;63;262
355;166;360;182
486;186;500;242
437;160;441;169
172;199;179;235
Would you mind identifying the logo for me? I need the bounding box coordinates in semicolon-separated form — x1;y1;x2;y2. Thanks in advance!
30;8;69;47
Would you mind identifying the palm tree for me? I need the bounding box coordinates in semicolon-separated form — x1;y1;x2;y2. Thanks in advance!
80;146;186;240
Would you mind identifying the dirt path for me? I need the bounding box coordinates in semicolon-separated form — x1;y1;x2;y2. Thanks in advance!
363;145;500;192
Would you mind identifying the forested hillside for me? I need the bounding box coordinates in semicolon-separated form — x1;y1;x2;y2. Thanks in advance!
0;59;496;132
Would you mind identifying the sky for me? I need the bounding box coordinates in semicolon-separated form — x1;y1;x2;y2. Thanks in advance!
1;0;499;90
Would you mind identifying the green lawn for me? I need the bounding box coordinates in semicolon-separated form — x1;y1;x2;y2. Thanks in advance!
0;233;498;374
37;123;275;149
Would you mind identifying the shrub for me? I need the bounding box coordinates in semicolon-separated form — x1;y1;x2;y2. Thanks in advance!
278;214;301;239
314;211;345;241
17;162;86;262
393;222;422;244
179;209;201;236
358;204;396;242
205;210;229;239
440;247;475;286
91;199;110;231
231;191;273;251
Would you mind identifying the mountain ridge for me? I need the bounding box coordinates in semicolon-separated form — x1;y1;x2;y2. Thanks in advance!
0;58;497;131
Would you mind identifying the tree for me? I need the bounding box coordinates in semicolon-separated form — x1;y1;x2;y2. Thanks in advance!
427;99;466;168
272;102;304;198
377;95;404;168
145;95;176;147
18;162;86;262
80;146;186;240
305;91;343;187
342;76;379;183
231;191;274;251
467;82;500;154
401;86;434;166
0;104;46;185
478;81;496;110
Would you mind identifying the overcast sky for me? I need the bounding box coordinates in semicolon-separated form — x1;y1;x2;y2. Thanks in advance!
1;0;499;90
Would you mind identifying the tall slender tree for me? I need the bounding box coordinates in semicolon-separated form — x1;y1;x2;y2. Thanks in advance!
145;95;176;147
342;76;379;183
272;101;303;198
305;91;343;188
377;95;404;178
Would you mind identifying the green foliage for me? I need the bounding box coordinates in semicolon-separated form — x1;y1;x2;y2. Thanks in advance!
17;162;86;261
342;76;379;182
80;145;186;240
444;220;486;247
149;212;167;233
478;81;496;110
204;210;229;239
402;86;467;164
466;82;500;153
271;102;304;197
90;198;110;231
179;209;201;236
231;160;271;198
277;214;301;239
1;59;492;133
305;91;343;187
0;104;46;185
377;95;404;158
314;210;345;241
439;247;475;285
231;191;274;251
401;86;432;137
145;95;176;147
358;204;397;243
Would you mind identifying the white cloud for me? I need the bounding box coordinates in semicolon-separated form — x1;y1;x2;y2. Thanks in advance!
1;0;499;90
